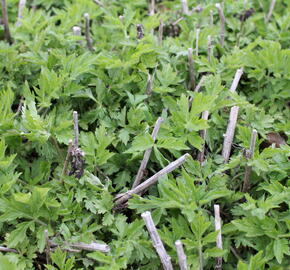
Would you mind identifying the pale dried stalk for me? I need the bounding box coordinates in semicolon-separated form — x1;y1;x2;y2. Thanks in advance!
16;0;26;26
195;28;200;56
210;10;214;25
222;68;243;162
73;26;81;36
158;19;164;45
132;117;164;188
142;211;173;270
73;111;79;147
189;76;205;108
215;3;225;47
149;0;155;16
175;240;188;270
198;110;209;163
49;241;110;253
0;246;18;253
1;0;12;44
181;0;190;16
188;48;196;90
207;36;212;63
45;229;51;264
93;0;104;7
115;153;190;206
265;0;276;23
84;13;94;51
146;73;154;95
242;129;257;192
214;205;223;270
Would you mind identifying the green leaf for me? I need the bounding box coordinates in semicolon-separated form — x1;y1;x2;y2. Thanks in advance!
125;133;154;153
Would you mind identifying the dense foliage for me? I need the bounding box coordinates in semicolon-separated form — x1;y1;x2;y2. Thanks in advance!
0;0;289;269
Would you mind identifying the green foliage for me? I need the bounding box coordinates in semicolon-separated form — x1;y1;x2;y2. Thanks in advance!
0;0;289;269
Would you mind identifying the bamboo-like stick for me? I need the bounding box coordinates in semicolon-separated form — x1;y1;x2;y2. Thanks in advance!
45;229;51;264
222;68;243;162
188;76;205;108
73;26;81;36
214;205;223;270
215;3;225;47
175;240;188;270
132;117;164;188
207;36;212;63
115;153;190;206
149;0;155;16
265;0;276;23
188;48;196;90
195;28;200;56
197;110;209;163
73;111;79;147
146;72;154;95
242;129;257;192
158;19;164;46
49;241;110;253
210;10;214;25
0;246;18;253
142;211;173;270
16;0;26;26
84;13;94;51
1;0;12;44
181;0;190;16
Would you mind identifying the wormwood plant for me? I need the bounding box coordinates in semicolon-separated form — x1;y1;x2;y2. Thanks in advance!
0;0;289;269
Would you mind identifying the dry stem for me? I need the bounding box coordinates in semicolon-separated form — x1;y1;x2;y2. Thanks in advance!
207;36;212;63
16;0;26;26
1;0;12;44
242;129;257;192
115;153;190;206
149;0;155;16
0;246;18;253
214;205;223;270
132;117;164;188
142;211;173;270
188;48;196;90
181;0;190;15
265;0;276;23
84;13;94;51
215;3;225;47
195;28;200;56
197;110;209;163
73;111;79;147
175;240;188;270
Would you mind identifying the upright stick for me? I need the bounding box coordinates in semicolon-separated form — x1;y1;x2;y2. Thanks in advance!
158;19;164;45
84;13;94;51
16;0;26;26
222;68;243;162
149;0;155;16
73;111;79;147
215;3;225;47
146;72;154;95
1;0;12;44
210;10;214;25
175;240;188;270
198;110;209;163
242;129;257;192
207;36;212;63
45;229;51;264
265;0;276;23
181;0;190;16
214;205;223;270
142;211;173;270
132;117;163;188
195;28;200;56
73;26;81;36
188;48;196;90
115;153;190;206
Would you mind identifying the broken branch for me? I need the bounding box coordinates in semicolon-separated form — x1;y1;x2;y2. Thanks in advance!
175;240;188;270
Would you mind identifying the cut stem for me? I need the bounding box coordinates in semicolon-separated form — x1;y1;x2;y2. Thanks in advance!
149;0;155;16
265;0;276;23
181;0;190;16
215;3;225;47
115;154;190;206
214;204;223;270
158;19;164;46
84;13;94;51
175;240;188;270
242;129;257;192
210;10;214;25
207;35;212;63
198;110;209;163
0;246;18;253
45;229;51;265
195;28;200;56
222;68;243;162
188;48;196;90
73;111;79;147
132;117;164;188
142;211;173;270
61;139;73;181
1;0;12;44
16;0;26;26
